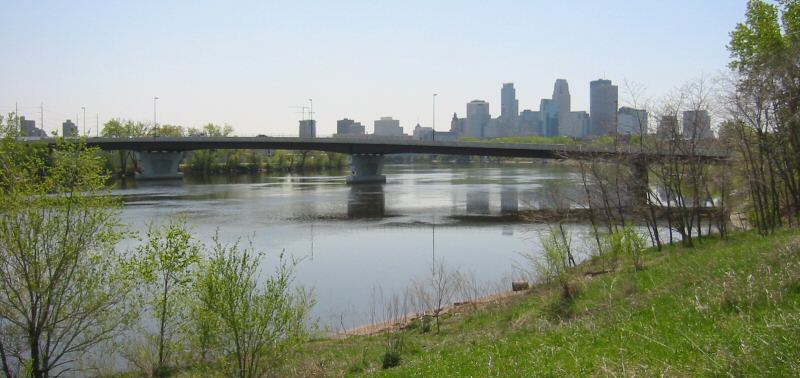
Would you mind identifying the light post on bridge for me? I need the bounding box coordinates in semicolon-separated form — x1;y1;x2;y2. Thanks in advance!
153;97;159;137
432;93;437;142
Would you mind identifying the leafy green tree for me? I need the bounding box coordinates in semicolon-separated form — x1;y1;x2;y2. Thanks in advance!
194;237;312;378
149;124;185;137
728;0;800;232
101;119;149;175
136;219;201;376
0;137;134;378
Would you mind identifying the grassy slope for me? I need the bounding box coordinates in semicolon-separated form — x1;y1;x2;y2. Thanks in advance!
285;230;800;377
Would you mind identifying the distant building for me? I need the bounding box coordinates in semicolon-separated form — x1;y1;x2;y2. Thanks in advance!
62;120;78;137
466;100;490;138
561;111;590;138
617;107;648;135
590;79;618;136
500;83;519;136
336;118;365;136
657;115;679;137
540;98;558;137
299;119;316;138
450;113;467;136
373;116;403;136
412;124;434;141
432;131;458;141
682;110;713;139
553;79;571;135
19;117;46;137
518;110;542;136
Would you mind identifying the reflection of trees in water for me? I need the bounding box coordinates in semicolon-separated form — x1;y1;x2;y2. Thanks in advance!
347;184;385;219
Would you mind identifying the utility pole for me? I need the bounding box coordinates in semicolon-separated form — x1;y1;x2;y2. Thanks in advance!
40;102;44;135
15;102;18;131
82;107;86;136
308;98;313;121
96;113;99;137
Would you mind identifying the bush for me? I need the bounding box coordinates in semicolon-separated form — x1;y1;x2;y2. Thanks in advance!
381;349;401;369
604;225;648;271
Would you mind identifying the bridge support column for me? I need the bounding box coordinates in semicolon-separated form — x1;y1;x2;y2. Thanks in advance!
347;154;386;184
628;158;650;206
135;151;183;179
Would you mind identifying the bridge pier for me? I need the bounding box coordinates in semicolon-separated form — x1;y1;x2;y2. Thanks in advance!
628;158;650;206
135;151;184;179
347;154;386;184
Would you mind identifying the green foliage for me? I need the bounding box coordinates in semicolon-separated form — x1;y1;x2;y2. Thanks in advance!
532;226;575;299
136;219;201;374
193;237;313;378
604;225;648;271
188;123;234;137
150;124;186;137
381;349;401;369
0;137;134;377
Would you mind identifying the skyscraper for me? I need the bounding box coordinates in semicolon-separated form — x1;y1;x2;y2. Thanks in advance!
553;79;571;133
540;98;558;137
500;83;519;124
466;100;490;138
590;79;619;136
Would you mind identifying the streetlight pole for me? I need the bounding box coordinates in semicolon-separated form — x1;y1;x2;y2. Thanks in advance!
153;97;159;137
433;93;437;141
81;107;86;136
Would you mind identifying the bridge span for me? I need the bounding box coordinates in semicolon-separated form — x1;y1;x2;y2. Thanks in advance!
24;136;729;183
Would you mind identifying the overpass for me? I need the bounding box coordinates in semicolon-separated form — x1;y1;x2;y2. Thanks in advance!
24;136;729;183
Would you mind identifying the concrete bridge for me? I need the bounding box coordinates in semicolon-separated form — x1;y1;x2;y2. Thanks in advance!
24;136;729;183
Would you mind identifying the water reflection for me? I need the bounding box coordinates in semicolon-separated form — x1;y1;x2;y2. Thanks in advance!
466;191;490;215
347;184;386;219
500;189;519;214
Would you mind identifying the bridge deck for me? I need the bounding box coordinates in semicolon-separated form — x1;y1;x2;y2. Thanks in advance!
22;136;729;161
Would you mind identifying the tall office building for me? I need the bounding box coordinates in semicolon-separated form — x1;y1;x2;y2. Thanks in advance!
682;110;713;139
466;100;490;138
590;79;619;136
617;107;648;135
62;119;78;138
500;83;519;124
373;116;403;136
540;98;558;137
553;79;571;133
299;119;316;138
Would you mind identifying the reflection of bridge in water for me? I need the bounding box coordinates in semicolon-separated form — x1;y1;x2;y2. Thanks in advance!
24;136;729;183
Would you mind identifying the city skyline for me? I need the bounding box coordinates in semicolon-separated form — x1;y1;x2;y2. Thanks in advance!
1;1;745;136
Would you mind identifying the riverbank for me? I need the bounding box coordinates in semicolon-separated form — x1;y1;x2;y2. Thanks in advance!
278;229;800;376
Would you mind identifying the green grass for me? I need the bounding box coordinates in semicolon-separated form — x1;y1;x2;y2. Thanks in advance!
282;230;800;376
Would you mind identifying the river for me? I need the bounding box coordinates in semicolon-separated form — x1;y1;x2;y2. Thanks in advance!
114;162;599;330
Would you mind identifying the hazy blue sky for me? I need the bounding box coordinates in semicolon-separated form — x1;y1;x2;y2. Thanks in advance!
1;1;746;136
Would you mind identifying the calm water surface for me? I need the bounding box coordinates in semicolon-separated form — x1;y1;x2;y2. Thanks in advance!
114;163;595;329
